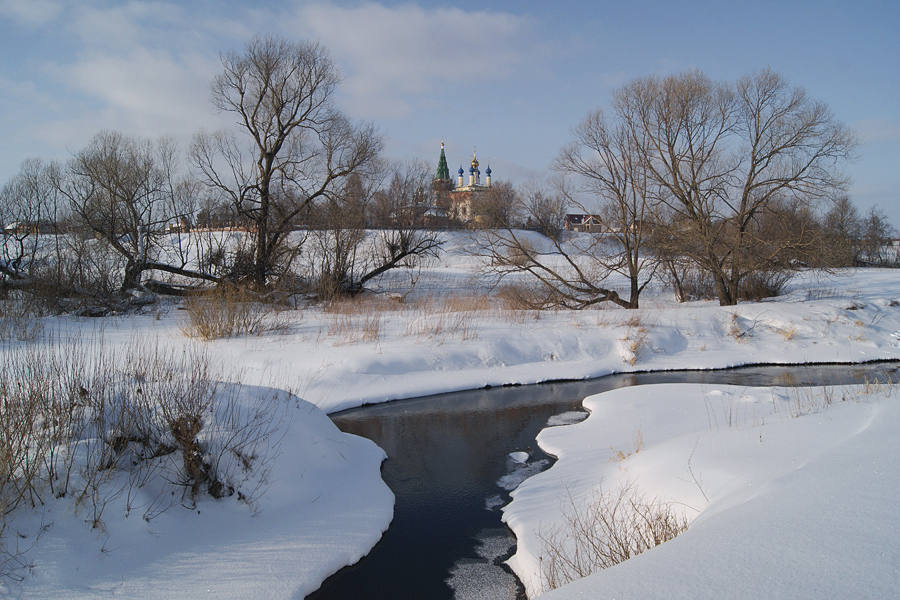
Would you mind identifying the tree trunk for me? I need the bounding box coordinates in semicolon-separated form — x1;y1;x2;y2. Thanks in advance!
712;271;737;306
122;260;144;293
253;176;270;291
627;276;640;309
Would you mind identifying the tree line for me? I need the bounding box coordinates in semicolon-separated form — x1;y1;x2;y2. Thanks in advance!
485;69;894;308
0;37;893;311
0;37;443;308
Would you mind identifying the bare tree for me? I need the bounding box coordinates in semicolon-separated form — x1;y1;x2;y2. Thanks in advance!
57;131;218;294
857;205;895;265
556;110;659;308
193;36;381;290
820;195;862;266
470;180;518;229
0;159;63;291
305;162;442;299
619;69;854;305
484;187;640;309
483;108;659;310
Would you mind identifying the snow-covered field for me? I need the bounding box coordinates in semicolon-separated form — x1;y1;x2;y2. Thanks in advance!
2;231;900;598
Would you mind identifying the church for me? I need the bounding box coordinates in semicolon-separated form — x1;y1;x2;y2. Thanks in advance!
432;142;494;225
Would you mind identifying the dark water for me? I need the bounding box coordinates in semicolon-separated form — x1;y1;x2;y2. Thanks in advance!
307;362;900;600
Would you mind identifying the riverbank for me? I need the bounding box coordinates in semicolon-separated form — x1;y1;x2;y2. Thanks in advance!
505;382;900;599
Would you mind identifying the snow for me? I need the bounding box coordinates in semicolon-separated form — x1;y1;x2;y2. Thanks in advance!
503;383;900;598
3;231;900;598
545;411;589;427
1;386;393;600
509;451;530;464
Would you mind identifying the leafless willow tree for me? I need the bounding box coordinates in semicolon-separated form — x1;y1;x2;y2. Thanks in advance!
619;69;855;305
484;186;642;309
0;159;64;292
556;110;659;307
56;131;218;294
483;109;658;310
304;162;442;299
193;35;381;290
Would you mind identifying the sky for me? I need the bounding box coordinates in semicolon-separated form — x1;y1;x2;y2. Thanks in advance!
1;0;898;224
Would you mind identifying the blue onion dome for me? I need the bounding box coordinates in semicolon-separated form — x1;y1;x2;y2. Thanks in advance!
458;166;464;176
469;164;475;174
485;165;492;176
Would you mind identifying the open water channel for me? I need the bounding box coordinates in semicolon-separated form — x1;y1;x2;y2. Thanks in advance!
307;362;900;600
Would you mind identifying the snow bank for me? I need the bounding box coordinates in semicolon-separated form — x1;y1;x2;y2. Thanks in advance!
2;386;393;600
503;383;900;598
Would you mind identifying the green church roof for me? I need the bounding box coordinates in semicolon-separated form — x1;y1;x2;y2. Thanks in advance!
435;142;450;182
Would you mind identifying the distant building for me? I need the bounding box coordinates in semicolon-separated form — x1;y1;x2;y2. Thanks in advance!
3;220;58;235
564;214;604;233
432;142;494;226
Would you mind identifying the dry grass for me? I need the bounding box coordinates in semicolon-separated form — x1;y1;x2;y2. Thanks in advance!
790;386;837;417
320;293;504;344
539;483;689;592
621;323;649;366
326;312;382;344
314;290;548;345
0;294;46;342
623;314;643;328
181;286;292;340
777;326;797;340
610;429;644;462
727;312;750;341
402;295;484;342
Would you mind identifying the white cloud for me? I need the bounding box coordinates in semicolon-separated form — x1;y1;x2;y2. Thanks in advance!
0;0;62;25
25;2;237;153
54;48;219;130
1;1;545;180
68;2;189;50
290;2;536;117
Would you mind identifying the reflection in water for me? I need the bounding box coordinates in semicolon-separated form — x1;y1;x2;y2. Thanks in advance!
308;362;900;600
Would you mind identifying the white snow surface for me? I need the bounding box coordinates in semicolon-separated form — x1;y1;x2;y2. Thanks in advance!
503;383;900;598
4;231;900;598
2;386;393;600
52;262;900;415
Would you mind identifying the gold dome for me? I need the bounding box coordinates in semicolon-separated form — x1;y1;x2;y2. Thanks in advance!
471;151;479;170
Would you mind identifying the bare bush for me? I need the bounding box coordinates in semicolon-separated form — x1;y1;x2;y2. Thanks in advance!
0;293;46;341
539;483;689;591
738;271;792;301
181;286;291;340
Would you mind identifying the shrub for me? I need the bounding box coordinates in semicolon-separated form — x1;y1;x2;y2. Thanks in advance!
181;285;291;340
539;483;689;591
739;271;791;301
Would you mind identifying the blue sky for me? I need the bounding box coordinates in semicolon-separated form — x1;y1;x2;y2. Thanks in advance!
2;0;898;223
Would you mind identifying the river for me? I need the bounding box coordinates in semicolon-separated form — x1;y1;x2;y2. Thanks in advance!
308;362;900;599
